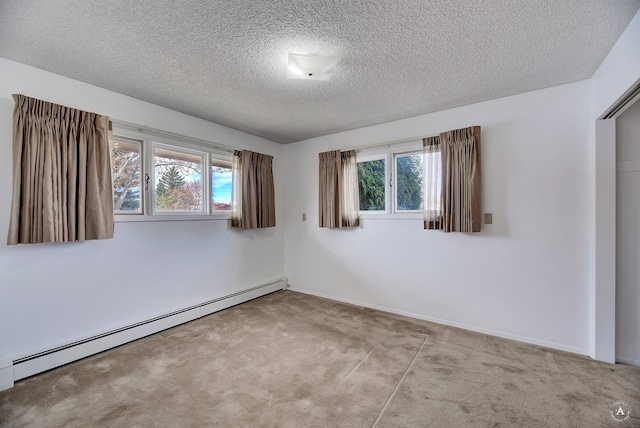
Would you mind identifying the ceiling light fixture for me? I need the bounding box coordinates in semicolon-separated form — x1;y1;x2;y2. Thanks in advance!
287;53;339;81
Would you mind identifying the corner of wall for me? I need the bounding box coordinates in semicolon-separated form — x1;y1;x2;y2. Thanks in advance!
0;361;14;391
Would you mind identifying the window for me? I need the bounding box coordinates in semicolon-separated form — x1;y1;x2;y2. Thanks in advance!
211;157;232;212
356;140;439;217
394;151;423;212
153;145;204;213
357;156;386;211
111;136;143;214
110;127;233;220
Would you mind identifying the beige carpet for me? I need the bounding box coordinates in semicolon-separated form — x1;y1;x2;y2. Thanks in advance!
0;290;638;427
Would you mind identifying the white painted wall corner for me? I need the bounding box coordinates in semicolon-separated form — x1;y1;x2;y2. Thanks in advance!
0;361;14;391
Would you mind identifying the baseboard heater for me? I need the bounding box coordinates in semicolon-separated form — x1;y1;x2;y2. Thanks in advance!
10;278;288;385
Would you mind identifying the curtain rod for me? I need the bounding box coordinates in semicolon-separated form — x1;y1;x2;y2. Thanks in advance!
110;119;234;153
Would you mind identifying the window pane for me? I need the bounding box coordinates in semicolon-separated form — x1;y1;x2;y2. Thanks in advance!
212;158;232;211
112;137;142;214
357;159;386;211
396;153;423;211
154;148;203;212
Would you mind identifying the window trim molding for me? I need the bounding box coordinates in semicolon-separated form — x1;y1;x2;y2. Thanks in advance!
356;139;426;218
150;141;208;216
112;134;144;216
114;213;231;223
356;153;388;214
393;150;424;214
111;125;233;223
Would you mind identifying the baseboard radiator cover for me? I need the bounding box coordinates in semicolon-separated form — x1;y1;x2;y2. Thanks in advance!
11;278;288;384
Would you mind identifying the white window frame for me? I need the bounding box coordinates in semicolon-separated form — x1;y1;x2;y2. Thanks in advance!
111;135;144;216
150;142;208;216
356;140;425;220
210;154;233;213
393;150;424;214
112;125;233;222
356;153;389;215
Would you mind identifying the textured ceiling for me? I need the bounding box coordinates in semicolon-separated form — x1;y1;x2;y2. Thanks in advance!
0;1;638;144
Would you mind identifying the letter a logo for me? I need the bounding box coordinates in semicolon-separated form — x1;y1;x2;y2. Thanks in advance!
611;401;631;422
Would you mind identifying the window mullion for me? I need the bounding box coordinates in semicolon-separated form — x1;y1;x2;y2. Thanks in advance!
146;139;156;216
203;153;211;215
388;153;393;214
139;139;146;215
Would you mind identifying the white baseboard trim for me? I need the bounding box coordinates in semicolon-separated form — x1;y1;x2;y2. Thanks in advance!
616;357;640;367
0;361;13;391
11;278;288;385
289;287;589;357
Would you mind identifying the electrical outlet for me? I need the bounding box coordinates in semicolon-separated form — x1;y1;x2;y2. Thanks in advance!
484;213;493;224
302;213;307;221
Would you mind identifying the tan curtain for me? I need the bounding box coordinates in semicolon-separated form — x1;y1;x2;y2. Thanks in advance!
423;136;443;230
440;126;481;232
7;94;114;245
231;150;276;229
319;150;341;228
318;149;360;228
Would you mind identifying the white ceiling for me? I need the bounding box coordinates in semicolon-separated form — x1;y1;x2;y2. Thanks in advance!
0;1;638;144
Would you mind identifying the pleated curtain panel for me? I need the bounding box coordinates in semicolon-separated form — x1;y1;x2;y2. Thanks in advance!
7;94;114;245
425;125;481;232
318;149;360;228
423;135;443;230
230;149;276;229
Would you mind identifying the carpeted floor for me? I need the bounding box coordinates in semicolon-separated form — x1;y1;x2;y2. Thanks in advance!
0;290;638;427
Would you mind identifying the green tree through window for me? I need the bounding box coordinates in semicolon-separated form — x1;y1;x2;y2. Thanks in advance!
396;153;423;211
156;165;201;211
357;159;385;210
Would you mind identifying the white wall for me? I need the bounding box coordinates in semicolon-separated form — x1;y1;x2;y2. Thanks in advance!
0;58;285;363
283;81;592;355
616;99;640;365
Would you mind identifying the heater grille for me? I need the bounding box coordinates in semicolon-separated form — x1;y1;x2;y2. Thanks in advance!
12;278;287;381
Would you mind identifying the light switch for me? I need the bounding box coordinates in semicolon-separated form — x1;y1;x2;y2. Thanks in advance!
302;213;307;221
484;213;493;224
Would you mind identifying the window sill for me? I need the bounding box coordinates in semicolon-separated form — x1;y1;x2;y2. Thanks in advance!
359;213;423;220
115;213;231;223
